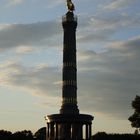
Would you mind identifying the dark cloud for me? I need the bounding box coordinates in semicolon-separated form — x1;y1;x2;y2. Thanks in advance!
77;36;140;118
77;29;115;43
123;36;140;49
1;36;140;119
0;21;61;51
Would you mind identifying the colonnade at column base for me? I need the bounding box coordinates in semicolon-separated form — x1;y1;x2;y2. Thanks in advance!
46;114;93;140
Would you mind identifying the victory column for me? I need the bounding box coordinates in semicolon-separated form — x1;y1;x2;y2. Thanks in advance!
45;1;93;139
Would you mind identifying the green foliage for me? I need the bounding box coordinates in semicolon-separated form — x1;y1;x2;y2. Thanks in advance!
0;130;34;140
13;130;34;140
0;130;12;140
128;95;140;131
34;127;46;140
92;132;140;140
132;95;140;112
0;128;47;140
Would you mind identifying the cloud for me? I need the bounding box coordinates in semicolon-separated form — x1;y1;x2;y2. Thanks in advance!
77;35;140;118
0;36;140;119
103;0;139;11
0;21;61;52
6;0;24;6
106;36;140;57
15;46;36;54
0;5;139;52
77;11;140;45
46;0;64;9
0;60;61;97
77;29;114;44
0;24;11;31
89;15;140;30
0;0;140;120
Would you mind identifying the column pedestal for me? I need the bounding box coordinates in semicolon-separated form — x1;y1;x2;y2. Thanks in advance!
46;114;93;140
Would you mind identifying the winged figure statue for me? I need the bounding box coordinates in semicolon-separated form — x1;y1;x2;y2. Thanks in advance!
67;0;75;11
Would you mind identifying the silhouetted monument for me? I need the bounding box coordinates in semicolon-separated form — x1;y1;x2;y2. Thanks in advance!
45;1;93;140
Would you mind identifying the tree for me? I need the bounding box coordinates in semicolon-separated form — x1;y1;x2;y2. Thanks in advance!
0;130;12;140
12;130;34;140
34;127;46;140
128;95;140;133
92;132;108;140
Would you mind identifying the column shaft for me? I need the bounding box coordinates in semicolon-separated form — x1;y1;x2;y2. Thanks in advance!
86;124;89;140
89;124;92;140
55;124;58;139
60;12;79;114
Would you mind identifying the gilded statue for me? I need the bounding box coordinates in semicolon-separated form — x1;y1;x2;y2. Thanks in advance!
67;0;75;11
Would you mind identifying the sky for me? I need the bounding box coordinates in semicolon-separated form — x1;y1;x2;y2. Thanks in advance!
0;0;140;134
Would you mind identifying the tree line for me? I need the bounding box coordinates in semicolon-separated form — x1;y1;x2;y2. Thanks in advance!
0;127;46;140
92;132;140;140
1;129;140;140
